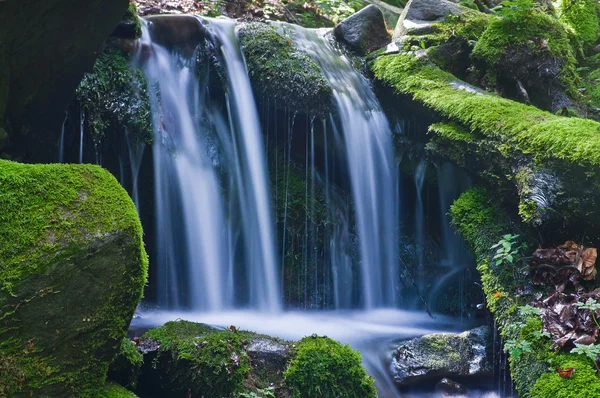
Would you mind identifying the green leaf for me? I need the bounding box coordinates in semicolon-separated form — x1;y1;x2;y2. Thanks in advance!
507;254;514;263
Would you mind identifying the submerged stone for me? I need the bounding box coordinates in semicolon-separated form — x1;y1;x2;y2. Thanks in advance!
389;326;491;386
334;5;390;55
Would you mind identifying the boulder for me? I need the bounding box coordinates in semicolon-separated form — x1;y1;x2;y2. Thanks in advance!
0;0;130;161
0;160;148;396
238;21;333;117
334;5;390;55
389;326;491;386
393;0;466;39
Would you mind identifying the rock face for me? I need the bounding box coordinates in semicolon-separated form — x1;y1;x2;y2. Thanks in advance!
334;5;390;55
393;0;466;39
389;326;491;386
0;160;148;396
0;0;129;160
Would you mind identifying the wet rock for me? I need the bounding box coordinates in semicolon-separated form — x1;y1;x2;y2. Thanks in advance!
0;0;130;161
389;326;491;386
334;5;390;55
393;0;467;39
435;378;467;395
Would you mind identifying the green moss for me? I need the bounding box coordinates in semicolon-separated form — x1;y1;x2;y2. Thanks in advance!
0;160;147;396
428;122;477;143
531;359;600;397
108;338;143;390
471;4;580;95
76;45;152;145
371;53;600;166
142;320;250;397
238;22;332;116
284;335;376;398
559;0;599;49
122;2;142;39
95;382;138;398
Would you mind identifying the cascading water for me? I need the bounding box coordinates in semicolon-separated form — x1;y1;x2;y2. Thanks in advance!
134;17;280;311
291;26;399;309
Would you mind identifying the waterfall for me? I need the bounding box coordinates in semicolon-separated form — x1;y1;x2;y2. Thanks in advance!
79;109;84;163
58;113;67;163
134;17;280;311
413;159;426;286
291;26;399;309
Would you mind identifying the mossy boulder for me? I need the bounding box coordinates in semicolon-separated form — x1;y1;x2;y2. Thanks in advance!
108;338;144;391
0;160;148;396
389;326;491;386
558;0;599;50
471;6;580;111
334;5;390;55
238;21;333;117
284;335;377;398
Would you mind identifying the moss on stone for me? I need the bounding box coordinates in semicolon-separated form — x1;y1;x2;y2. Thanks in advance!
0;160;147;396
238;22;333;117
108;338;144;390
96;382;139;398
371;53;600;167
284;335;377;398
531;358;600;397
141;320;250;397
559;0;599;49
123;2;142;39
76;45;153;146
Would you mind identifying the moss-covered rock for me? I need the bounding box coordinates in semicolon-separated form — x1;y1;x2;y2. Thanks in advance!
136;320;252;397
96;382;139;398
558;0;599;50
76;44;153;146
238;22;333;117
389;326;491;386
284;335;377;398
112;3;143;39
108;338;144;391
0;160;148;396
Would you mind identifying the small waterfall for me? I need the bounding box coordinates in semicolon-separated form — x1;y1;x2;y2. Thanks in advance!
413;160;426;280
79;109;85;163
134;17;280;312
58;113;67;163
292;27;399;309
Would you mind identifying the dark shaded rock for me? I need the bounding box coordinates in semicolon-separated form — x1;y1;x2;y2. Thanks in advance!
435;378;467;395
112;20;141;39
0;0;130;161
108;338;144;391
393;0;466;39
144;15;208;57
0;161;148;396
334;5;390;55
389;326;491;386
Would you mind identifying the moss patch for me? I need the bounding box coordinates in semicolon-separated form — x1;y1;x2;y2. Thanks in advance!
238;22;333;117
531;358;600;398
76;45;152;146
284;335;376;398
371;53;600;166
559;0;599;49
0;160;147;396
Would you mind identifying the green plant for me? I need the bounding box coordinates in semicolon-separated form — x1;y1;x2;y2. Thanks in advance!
238;387;276;398
571;343;600;372
491;234;525;266
574;298;600;329
505;339;533;359
519;305;542;317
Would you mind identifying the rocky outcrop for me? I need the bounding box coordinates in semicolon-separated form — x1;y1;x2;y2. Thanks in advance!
393;0;467;39
389;326;491;385
0;160;148;396
0;0;130;161
238;21;333;117
334;5;390;55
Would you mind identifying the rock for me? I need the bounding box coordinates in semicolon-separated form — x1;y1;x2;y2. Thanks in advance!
0;160;148;396
393;0;466;39
0;0;130;161
334;5;390;55
238;21;332;117
108;338;144;391
389;326;491;386
435;378;467;395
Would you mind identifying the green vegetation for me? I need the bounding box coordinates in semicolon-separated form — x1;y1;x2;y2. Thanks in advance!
96;382;139;398
123;2;142;38
76;46;153;145
108;338;144;390
0;160;147;396
531;359;600;398
371;53;600;166
142;320;251;397
239;22;332;116
284;335;377;398
559;0;599;49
